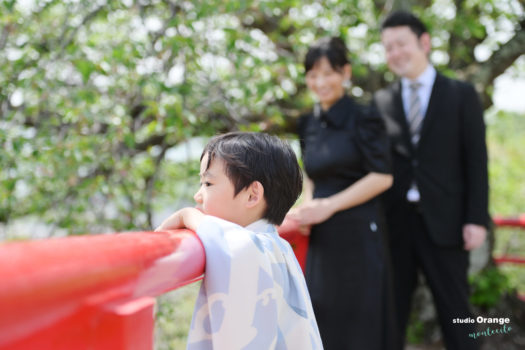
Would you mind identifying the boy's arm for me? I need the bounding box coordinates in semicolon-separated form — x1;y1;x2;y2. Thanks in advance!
155;208;205;232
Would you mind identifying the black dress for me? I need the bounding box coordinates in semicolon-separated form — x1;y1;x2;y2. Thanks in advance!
297;95;396;349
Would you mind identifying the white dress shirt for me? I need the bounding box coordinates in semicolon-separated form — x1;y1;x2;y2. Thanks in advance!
401;64;437;121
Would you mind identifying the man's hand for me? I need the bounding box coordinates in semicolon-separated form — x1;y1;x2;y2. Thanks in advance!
155;208;205;232
463;224;487;251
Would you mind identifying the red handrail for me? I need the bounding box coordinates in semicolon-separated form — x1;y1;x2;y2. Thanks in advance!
493;255;525;265
493;214;525;267
493;214;525;228
2;214;520;349
0;230;205;350
0;220;306;350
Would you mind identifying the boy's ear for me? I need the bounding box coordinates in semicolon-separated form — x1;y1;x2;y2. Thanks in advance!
245;181;264;208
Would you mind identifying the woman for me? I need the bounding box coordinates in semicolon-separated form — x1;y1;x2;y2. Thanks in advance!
287;37;395;349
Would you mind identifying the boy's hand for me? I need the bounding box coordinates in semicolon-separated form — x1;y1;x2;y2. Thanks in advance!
155;207;205;232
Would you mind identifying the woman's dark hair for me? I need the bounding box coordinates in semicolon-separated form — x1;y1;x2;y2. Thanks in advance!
381;10;428;38
304;36;350;73
201;132;303;225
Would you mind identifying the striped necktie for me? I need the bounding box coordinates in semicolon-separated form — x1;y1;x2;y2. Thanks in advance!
408;82;423;145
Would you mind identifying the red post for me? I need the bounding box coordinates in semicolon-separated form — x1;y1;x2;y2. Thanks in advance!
278;218;309;272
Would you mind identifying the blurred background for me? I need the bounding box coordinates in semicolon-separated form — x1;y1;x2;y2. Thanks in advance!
0;0;523;348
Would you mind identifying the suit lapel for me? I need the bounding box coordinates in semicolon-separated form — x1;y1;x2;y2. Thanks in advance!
417;73;444;146
391;81;415;156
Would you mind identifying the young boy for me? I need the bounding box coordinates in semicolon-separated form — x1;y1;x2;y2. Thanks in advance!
156;132;323;350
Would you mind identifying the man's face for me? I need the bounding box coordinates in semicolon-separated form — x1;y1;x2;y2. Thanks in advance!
193;153;246;225
381;26;430;80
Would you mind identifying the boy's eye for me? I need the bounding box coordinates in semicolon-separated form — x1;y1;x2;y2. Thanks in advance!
200;181;212;187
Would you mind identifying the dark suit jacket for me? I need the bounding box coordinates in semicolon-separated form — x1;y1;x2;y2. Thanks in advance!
373;73;489;247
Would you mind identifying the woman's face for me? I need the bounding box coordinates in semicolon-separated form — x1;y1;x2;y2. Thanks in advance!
305;57;350;110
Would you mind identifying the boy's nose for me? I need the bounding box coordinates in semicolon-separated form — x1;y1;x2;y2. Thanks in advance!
194;189;203;204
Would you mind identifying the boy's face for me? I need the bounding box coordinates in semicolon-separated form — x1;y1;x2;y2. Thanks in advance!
194;153;247;224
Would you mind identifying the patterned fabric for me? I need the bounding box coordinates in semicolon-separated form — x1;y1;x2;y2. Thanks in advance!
187;216;323;350
407;82;423;145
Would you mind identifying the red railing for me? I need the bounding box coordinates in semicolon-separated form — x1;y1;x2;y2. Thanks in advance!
0;221;307;350
4;214;521;349
492;214;525;301
492;214;525;266
493;214;525;229
0;229;205;350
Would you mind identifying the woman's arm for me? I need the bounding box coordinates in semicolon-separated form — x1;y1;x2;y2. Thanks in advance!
325;172;392;213
302;175;314;203
285;174;315;235
291;172;392;226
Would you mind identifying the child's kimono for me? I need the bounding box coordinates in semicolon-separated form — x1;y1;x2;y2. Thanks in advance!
187;216;323;349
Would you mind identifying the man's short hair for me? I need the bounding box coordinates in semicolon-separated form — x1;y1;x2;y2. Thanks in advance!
381;10;428;37
201;132;303;225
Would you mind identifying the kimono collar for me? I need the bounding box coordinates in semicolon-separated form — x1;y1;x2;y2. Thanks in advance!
314;95;354;128
245;219;276;234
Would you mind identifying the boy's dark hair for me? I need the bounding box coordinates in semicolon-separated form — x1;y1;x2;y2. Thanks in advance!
381;10;428;38
304;36;350;74
201;132;303;225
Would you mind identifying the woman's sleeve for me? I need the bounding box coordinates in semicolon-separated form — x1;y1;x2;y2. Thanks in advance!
296;114;308;155
355;105;392;174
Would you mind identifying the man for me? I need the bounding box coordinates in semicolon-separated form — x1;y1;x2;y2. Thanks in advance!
373;11;489;350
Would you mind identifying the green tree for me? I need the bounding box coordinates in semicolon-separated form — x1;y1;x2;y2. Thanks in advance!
1;0;523;234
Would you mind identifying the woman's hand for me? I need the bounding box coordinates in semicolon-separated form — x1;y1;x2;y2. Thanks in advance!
288;198;335;227
287;172;392;231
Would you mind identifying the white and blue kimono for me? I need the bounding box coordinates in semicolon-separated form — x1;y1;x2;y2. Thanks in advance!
187;216;323;350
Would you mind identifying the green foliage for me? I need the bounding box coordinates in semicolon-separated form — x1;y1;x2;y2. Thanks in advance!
0;0;523;237
487;109;525;297
469;266;512;309
0;1;523;346
487;110;525;215
406;318;426;345
155;283;200;350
